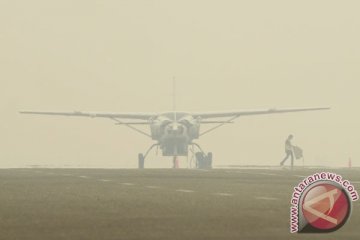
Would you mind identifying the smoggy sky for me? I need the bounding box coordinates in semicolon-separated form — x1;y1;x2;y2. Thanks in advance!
1;0;359;168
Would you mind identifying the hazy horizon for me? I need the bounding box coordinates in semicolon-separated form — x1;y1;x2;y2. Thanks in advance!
1;0;359;168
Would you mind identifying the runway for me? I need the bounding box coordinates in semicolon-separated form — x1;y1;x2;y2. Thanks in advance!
0;168;359;240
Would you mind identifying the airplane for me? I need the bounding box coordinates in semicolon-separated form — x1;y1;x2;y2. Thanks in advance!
20;106;329;169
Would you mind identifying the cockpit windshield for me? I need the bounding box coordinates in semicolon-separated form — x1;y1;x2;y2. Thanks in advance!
160;112;189;120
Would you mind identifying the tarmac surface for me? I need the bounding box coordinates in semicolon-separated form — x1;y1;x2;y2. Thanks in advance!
0;167;359;240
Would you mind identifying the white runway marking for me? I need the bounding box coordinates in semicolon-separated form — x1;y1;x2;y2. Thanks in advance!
99;179;111;182
294;175;307;178
121;183;135;186
352;181;360;184
213;193;233;197
255;196;279;201
146;185;161;189
257;173;279;176
79;176;89;179
176;189;195;193
225;171;244;174
226;171;278;176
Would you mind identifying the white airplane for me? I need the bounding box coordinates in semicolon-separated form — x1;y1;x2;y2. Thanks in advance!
20;106;329;169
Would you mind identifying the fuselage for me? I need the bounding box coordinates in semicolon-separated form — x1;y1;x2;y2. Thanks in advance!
150;112;200;156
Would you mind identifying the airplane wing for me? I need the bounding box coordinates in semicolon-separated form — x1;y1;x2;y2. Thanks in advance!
192;107;330;119
193;107;330;136
19;111;157;120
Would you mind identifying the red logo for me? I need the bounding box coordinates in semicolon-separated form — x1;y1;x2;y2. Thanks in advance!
300;182;351;232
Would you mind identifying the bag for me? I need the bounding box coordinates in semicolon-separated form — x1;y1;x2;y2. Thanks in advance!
293;146;303;160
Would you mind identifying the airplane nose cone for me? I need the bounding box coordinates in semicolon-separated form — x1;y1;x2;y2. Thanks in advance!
167;123;185;135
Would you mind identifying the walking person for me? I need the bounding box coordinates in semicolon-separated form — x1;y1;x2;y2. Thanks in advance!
280;134;294;167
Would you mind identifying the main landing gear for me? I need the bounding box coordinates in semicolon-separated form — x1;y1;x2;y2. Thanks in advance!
190;143;212;169
138;143;212;169
138;144;159;169
138;153;145;169
195;152;213;169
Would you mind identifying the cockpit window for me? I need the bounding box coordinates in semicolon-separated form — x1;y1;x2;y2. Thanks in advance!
161;112;188;120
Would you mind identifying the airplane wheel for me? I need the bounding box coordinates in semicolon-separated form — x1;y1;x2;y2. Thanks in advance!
207;152;213;169
138;153;145;169
195;152;203;169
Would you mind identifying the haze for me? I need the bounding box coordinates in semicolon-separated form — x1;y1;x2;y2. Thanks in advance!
1;0;359;168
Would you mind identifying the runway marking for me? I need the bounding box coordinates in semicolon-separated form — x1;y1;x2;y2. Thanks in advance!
121;182;135;186
79;176;89;179
255;196;279;201
225;171;244;174
294;175;307;178
257;173;279;176
99;179;111;182
226;171;278;176
352;181;360;184
176;189;195;193
146;185;161;189
213;193;233;197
